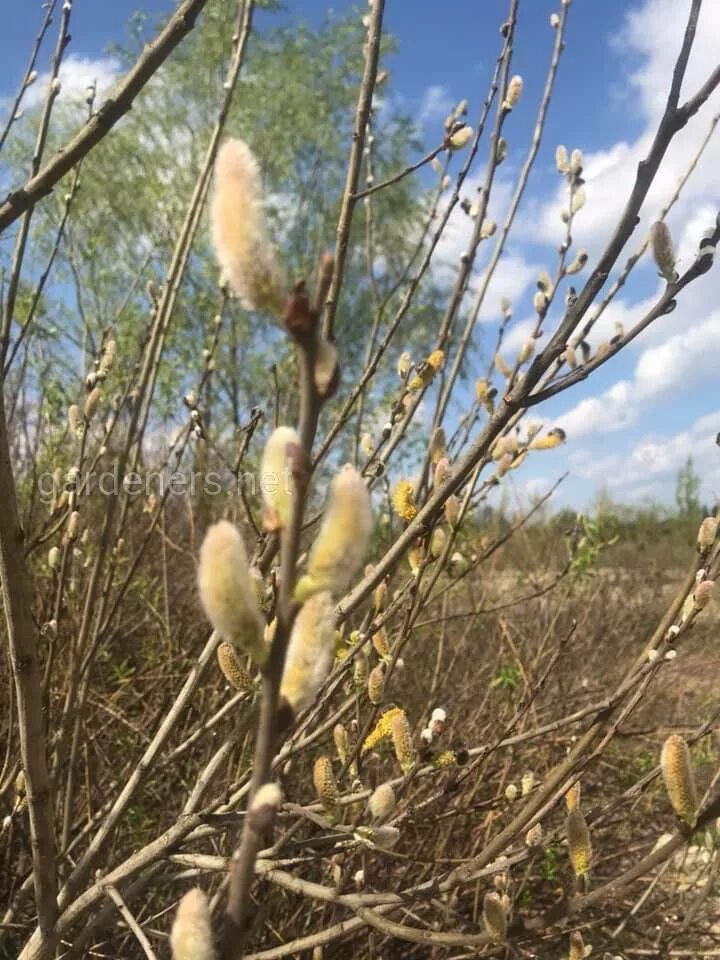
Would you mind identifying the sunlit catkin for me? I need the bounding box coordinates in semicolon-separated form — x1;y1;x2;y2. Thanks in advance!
650;220;677;282
280;591;335;718
391;710;415;773
313;756;338;810
566;807;592;877
369;782;396;822
503;75;523;111
170;888;215;960
555;144;569;173
392;478;417;522
210;138;286;314
84;387;101;420
697;516;718;553
260;426;300;531
660;734;698;827
216;642;253;691
198;521;266;666
529;427;566;450
295;465;371;601
483;891;507;941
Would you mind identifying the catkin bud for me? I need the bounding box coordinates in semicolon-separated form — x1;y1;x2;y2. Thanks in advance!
503;75;523;111
571;187;586;214
565;780;581;811
445;495;460;525
494;352;511;378
198;521;266;665
353;652;369;690
210;139;286;314
83;387;101;420
391;710;415;773
555;144;569;173
48;546;60;570
566;807;592;877
650;220;677;282
565;250;587;275
694;579;715;608
295;465;372;601
518;338;534;364
260;426;300;531
170;888;214;960
367;663;385;704
568;930;586;960
249;782;282;833
373;580;387;611
480;218;497;238
429;427;446;464
660;734;697;826
521;771;535;795
216;642;253;691
313;756;338;810
67;404;82;435
333;724;349;764
483;891;507;941
280;591;335;718
369;782;396;821
371;627;390;659
570;148;583;174
525;822;544;847
392;478;417;523
397;351;411;377
448;124;473;149
697;517;718;552
314;338;339;397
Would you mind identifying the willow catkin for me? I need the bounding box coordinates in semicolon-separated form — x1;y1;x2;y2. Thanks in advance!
568;930;586;960
503;75;523;111
333;724;349;764
390;710;415;773
170;888;215;960
565;780;581;811
197;521;266;666
392;479;417;522
660;734;698;827
529;427;566;450
369;782;396;822
650;220;677;282
483;891;507;941
210;138;286;314
279;591;335;718
363;706;403;752
566;807;592;877
367;664;385;705
260;426;300;531
295;465;372;601
697;516;718;552
216;642;253;691
313;756;338;809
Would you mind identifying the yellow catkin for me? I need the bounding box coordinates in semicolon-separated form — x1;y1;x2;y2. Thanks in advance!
483;891;507;941
529;428;566;450
295;465;372;601
407;350;444;390
210;138;286;314
390;710;415;773
429;427;446;464
494;352;511;378
568;930;585;960
369;782;396;821
313;756;338;809
333;724;349;764
372;627;390;659
362;707;402;752
565;780;581;811
280;592;335;718
660;734;698;827
216;642;253;691
435;750;456;768
448;124;473;149
197;521;266;666
260;426;300;531
392;479;417;522
170;888;215;960
566;807;592;877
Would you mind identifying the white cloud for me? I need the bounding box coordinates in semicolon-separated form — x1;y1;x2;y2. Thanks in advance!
556;310;720;439
418;84;452;127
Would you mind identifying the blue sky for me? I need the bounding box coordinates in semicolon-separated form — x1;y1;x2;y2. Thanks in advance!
2;0;719;512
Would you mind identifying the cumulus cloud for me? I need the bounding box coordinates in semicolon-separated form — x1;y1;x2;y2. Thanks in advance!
16;53;121;113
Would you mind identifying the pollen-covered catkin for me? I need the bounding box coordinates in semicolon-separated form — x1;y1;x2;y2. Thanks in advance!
566;807;592;877
391;710;415;773
660;734;698;827
568;930;586;960
279;591;335;718
198;521;266;665
216;642;253;691
295;465;371;600
392;479;417;522
210;138;286;314
260;426;300;531
170;888;215;960
313;756;338;810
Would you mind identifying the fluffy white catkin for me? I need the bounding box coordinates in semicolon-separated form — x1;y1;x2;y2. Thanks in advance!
170;888;215;960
